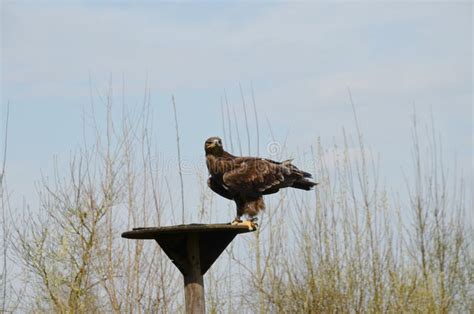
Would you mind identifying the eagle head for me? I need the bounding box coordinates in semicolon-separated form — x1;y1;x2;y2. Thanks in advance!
204;137;224;155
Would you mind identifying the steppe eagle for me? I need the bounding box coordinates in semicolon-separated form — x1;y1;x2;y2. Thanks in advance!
205;136;317;230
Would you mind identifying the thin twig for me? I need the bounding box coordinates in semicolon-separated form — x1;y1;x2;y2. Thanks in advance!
239;83;251;155
251;82;260;156
1;102;9;313
220;97;228;145
224;90;234;153
232;105;243;156
172;96;185;224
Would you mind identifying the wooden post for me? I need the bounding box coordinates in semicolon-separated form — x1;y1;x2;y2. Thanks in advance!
184;233;205;314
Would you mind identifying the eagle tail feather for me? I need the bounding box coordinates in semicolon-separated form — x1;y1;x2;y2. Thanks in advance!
292;179;318;191
283;161;313;178
302;170;313;178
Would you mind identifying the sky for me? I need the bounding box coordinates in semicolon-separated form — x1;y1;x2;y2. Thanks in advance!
1;2;472;224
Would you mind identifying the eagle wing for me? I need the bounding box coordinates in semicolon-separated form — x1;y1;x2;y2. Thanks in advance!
207;176;233;200
222;157;293;195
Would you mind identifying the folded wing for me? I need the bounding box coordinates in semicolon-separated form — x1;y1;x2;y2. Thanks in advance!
223;157;316;195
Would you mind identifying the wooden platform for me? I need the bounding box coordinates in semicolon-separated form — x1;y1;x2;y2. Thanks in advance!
122;223;254;275
122;223;255;314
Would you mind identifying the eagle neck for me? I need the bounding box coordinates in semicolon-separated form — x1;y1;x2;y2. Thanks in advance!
206;150;235;175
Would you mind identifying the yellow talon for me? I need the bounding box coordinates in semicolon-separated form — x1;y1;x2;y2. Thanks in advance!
239;220;257;231
231;218;242;225
230;219;257;230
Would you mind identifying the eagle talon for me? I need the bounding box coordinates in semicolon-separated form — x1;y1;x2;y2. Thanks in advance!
238;220;257;231
231;218;242;225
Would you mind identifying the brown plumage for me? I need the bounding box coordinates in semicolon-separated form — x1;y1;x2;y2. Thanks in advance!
205;136;317;227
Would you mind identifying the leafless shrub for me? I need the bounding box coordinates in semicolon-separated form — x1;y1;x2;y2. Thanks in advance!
14;87;180;313
8;85;472;313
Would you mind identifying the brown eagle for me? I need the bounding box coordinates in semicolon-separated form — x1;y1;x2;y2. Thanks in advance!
205;136;317;230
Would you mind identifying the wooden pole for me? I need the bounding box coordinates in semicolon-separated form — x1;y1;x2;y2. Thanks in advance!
184;233;205;314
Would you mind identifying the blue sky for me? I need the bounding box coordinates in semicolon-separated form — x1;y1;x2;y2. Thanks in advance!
1;2;472;223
